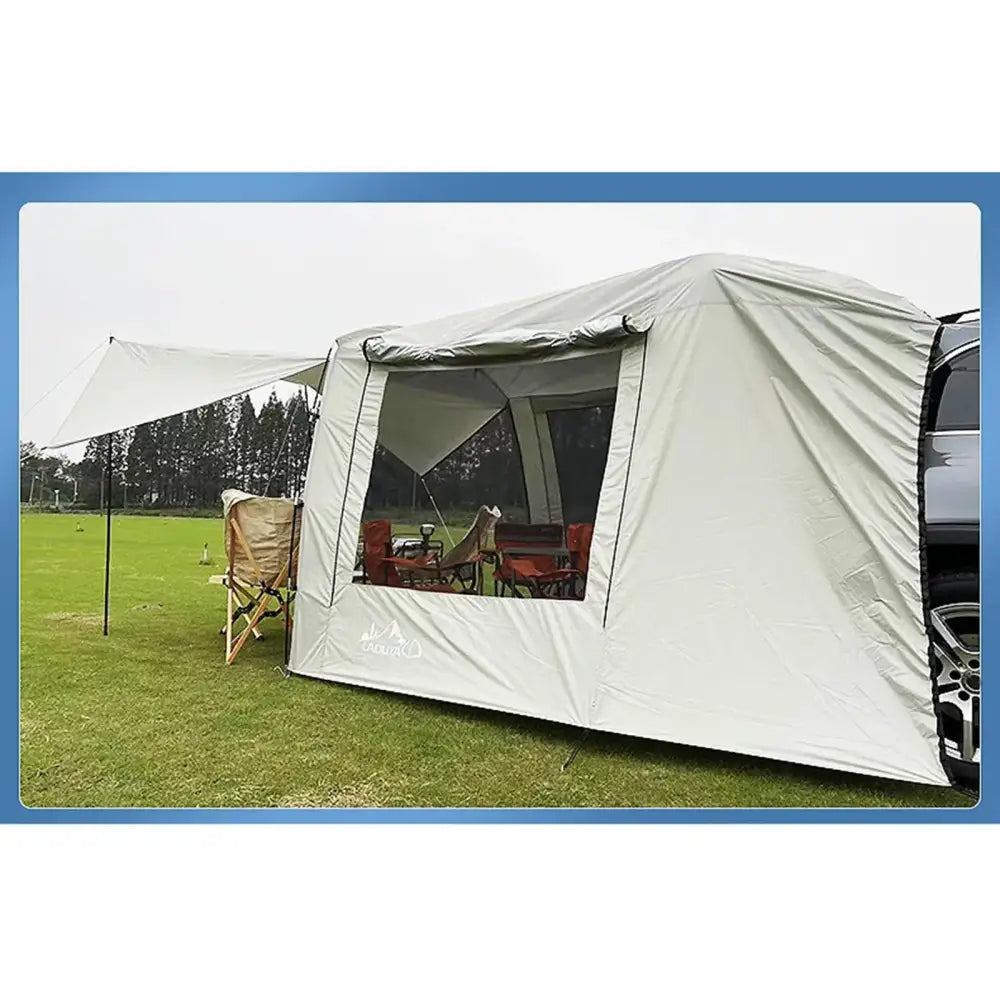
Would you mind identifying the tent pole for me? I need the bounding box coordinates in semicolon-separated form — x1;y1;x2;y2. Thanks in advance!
304;347;332;458
103;431;112;636
420;477;455;548
283;500;301;669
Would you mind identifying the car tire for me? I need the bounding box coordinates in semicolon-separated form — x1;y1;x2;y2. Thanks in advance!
929;570;980;792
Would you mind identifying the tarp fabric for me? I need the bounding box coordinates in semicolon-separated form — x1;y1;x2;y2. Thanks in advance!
49;338;328;447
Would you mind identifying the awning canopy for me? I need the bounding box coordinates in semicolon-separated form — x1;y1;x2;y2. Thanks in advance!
48;337;328;447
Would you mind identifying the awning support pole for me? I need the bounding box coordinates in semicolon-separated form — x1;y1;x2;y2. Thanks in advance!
420;477;456;549
304;347;332;458
103;430;112;636
283;500;302;670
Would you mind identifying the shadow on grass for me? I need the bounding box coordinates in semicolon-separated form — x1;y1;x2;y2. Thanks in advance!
292;674;973;808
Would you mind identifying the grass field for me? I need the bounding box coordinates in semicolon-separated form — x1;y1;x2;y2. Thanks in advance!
20;513;969;809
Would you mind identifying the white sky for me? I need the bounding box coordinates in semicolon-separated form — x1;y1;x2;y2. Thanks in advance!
19;202;980;458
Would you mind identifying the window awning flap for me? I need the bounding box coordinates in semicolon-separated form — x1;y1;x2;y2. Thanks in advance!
375;351;626;476
362;313;650;368
48;338;328;447
377;370;508;476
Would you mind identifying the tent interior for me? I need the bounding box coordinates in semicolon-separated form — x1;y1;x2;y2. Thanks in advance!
359;348;624;598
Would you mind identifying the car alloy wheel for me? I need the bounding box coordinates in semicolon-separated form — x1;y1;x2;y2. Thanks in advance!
930;601;980;766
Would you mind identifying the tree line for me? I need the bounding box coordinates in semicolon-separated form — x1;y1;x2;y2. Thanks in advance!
20;389;315;512
21;390;615;522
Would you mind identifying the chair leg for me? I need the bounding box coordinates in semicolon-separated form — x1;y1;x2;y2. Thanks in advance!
225;581;233;664
226;588;273;665
223;580;263;639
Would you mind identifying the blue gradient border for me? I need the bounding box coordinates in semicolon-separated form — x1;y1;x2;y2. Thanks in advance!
5;173;994;823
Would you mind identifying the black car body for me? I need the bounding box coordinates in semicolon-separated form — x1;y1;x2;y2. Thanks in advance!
926;309;980;786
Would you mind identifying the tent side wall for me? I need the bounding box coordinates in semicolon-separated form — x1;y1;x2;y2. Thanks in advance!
591;294;947;784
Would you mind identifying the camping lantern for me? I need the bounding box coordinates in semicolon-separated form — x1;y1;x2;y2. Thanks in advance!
419;523;435;553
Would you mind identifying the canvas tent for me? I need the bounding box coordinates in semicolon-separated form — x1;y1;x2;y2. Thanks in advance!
289;254;948;786
51;254;950;785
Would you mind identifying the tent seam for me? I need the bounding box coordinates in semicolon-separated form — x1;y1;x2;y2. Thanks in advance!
601;337;648;630
329;360;373;607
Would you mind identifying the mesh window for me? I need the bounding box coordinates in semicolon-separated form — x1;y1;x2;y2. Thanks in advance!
547;405;615;524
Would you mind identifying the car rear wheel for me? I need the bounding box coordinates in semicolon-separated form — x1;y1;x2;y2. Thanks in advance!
929;571;980;791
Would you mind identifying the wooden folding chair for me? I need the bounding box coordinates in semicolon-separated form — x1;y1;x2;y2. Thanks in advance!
220;490;302;665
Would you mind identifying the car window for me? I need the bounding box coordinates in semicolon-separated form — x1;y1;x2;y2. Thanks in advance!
930;347;980;432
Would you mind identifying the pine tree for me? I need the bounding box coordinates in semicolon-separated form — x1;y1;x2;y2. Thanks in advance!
233;394;259;492
126;423;158;506
77;432;129;508
166;413;188;506
284;391;312;498
186;401;228;506
111;430;131;507
79;437;105;508
256;391;287;496
223;395;242;488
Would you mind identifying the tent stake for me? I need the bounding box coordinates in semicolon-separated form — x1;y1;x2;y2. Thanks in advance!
560;729;590;772
102;430;112;636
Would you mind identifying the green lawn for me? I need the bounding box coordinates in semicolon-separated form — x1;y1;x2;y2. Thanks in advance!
19;513;969;809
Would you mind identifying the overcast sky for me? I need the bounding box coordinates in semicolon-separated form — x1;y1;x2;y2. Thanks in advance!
19;202;980;457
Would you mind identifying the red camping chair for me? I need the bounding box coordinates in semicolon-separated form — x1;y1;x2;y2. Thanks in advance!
565;522;594;599
361;520;399;586
388;508;503;594
494;523;578;598
360;520;455;593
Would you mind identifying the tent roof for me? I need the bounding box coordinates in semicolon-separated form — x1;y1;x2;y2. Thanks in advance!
347;254;937;476
336;253;933;365
48;338;328;447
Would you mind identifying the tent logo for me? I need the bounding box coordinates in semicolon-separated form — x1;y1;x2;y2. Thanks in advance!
360;620;422;659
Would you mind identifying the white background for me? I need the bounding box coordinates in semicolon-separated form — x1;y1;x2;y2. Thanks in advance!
4;2;996;997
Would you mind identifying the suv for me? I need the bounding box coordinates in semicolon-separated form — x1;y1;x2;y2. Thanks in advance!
926;309;981;789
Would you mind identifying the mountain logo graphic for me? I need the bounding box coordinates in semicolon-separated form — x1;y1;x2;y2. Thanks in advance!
360;620;422;659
